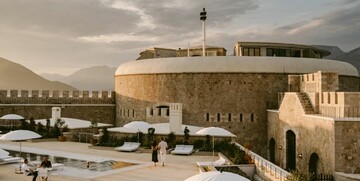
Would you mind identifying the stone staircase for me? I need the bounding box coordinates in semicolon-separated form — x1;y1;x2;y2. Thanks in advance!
296;92;315;114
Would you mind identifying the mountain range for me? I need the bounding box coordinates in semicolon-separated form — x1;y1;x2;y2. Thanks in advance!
0;57;76;91
41;66;116;90
314;45;360;74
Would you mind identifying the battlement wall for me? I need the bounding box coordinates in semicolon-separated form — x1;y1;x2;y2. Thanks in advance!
0;90;115;104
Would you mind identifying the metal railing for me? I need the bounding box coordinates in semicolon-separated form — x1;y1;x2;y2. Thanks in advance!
234;142;290;181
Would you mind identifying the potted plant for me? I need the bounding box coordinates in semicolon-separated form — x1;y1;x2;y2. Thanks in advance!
54;119;67;141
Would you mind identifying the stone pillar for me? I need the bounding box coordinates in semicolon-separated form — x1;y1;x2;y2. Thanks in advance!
169;103;182;134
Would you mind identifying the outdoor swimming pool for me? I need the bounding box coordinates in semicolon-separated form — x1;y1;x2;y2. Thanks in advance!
6;149;135;172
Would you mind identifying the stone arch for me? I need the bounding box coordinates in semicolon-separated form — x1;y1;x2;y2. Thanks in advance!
309;153;320;177
286;130;296;171
269;138;276;164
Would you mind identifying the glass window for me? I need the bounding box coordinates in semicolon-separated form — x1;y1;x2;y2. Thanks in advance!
286;49;291;57
249;48;255;56
267;48;273;56
243;48;249;56
217;113;220;122
255;48;260;56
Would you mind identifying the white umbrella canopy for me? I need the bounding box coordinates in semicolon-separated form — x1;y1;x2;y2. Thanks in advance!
0;114;25;130
0;130;41;141
196;127;236;137
0;130;41;173
123;121;152;132
0;148;9;157
0;114;25;120
124;121;152;142
196;127;236;164
184;171;250;181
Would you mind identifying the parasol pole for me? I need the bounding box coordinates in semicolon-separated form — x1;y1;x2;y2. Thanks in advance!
212;135;214;165
137;129;140;143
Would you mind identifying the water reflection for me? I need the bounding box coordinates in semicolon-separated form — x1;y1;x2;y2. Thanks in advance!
6;150;133;172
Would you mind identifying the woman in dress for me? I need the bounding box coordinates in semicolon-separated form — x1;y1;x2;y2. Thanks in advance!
151;140;159;166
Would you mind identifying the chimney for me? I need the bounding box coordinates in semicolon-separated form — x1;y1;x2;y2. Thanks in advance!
52;107;61;121
169;103;182;133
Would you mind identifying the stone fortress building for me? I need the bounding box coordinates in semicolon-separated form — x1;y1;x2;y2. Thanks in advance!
115;42;359;157
268;71;360;180
1;42;359;180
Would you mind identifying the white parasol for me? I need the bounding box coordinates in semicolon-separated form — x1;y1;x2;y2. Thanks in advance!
184;171;250;181
0;130;41;172
0;114;25;130
196;127;236;164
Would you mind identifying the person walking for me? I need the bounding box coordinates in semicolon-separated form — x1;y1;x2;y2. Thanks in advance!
158;137;168;167
151;140;159;166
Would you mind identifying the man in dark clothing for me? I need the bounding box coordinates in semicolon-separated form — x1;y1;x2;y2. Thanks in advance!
40;156;52;168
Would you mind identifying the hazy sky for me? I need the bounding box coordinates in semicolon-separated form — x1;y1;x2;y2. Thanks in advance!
0;0;359;75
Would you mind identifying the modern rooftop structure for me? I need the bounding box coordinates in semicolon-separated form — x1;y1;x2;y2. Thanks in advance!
234;42;331;58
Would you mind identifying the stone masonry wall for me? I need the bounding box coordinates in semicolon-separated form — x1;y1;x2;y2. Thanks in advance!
268;93;335;174
0;90;116;125
334;121;360;174
115;73;289;156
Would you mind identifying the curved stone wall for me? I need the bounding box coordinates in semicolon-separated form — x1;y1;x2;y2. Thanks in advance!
115;57;360;156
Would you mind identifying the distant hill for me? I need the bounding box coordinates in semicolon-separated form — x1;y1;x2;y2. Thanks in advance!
314;45;360;74
40;73;66;81
0;57;76;91
41;66;116;90
313;45;346;59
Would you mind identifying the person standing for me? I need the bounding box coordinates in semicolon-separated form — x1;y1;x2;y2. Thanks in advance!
158;137;168;167
151;140;159;166
40;156;52;168
40;156;52;181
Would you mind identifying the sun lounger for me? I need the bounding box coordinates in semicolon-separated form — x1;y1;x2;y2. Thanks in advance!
171;145;194;155
114;142;141;152
0;156;22;165
196;157;228;167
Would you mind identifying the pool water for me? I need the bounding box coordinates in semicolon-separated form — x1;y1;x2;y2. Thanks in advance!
6;150;135;172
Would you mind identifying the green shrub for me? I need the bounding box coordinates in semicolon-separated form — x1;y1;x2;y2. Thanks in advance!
192;139;205;149
286;169;313;181
29;117;36;131
167;132;176;148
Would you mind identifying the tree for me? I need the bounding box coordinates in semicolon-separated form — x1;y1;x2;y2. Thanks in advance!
20;119;29;130
29;117;36;131
99;128;110;145
147;127;155;146
45;119;51;137
54;119;66;137
36;122;46;135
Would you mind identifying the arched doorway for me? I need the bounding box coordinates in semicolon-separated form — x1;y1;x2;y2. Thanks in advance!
269;138;276;163
286;130;296;171
309;153;319;178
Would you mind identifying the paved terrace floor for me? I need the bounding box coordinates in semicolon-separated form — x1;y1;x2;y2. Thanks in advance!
0;141;213;181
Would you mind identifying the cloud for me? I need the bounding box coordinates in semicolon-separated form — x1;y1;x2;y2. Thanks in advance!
100;0;155;29
0;0;358;75
286;19;325;35
78;33;160;43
